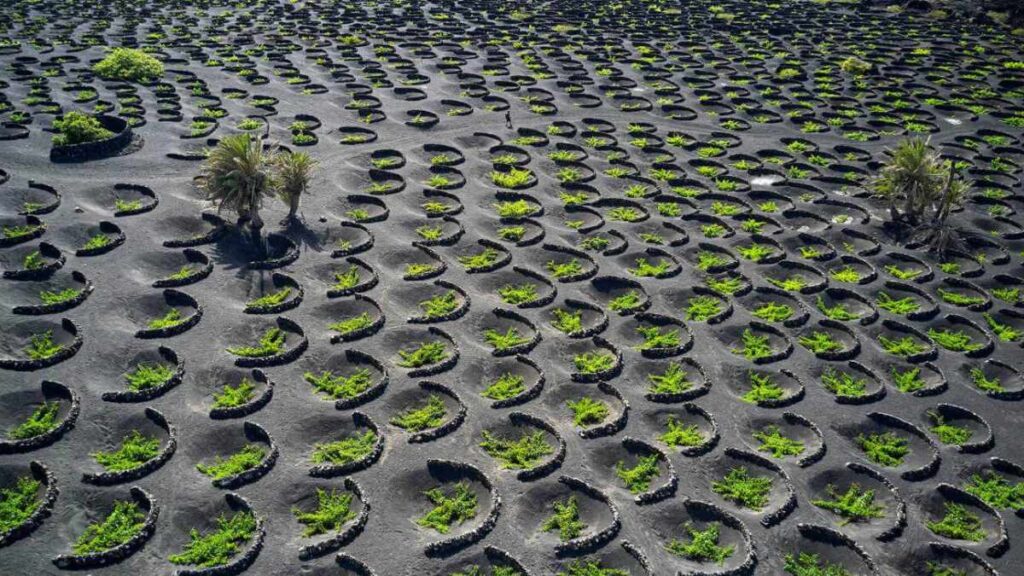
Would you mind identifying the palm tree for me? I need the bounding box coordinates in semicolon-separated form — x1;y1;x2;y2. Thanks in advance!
198;133;277;254
275;151;317;224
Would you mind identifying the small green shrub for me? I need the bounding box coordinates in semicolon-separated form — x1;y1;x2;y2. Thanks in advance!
93;430;160;472
558;560;629;576
332;267;361;290
460;248;502;271
742;372;785;403
937;288;985;307
754;425;804;458
482;373;526;400
390;395;447;432
124;362;175;391
82;234;112;251
51;111;114;146
969;368;1003;393
293;488;356;537
147;308;185;330
629;258;671;278
928;412;972;445
811;484;885;525
484;327;531;351
573;351;616;374
665;522;734;564
821;368;867;397
212;378;256;409
226;328;286;358
397;341;448;368
8;401;60;440
712;467;772;510
197;444;266;479
983;313;1022;342
0;476;41;533
928;328;983;352
732;329;773;360
766;275;807;292
875;292;919;315
608;290;643;311
304;369;373;400
169;511;256;568
964;472;1024;510
800;331;844;354
685;295;721;321
93;47;164;81
752;301;793;323
72;500;145;554
738;243;775;262
567;397;609;427
816;297;860;321
328;313;374;335
420;291;460;318
480;431;553;469
25;331;62;360
659;415;704;447
615;454;661;493
551;308;583;334
541;496;586;541
784;552;852;576
927;502;986;542
878;334;928;357
38;288;81;305
246;287;291;308
696;251;730;272
635;325;680;350
498;283;538;305
311;431;376;465
647;362;691;394
891;367;926;393
855;432;909;467
829;266;861;283
490;168;533;188
418;483;477;535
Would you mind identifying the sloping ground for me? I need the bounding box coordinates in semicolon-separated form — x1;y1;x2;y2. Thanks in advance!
1;0;1023;575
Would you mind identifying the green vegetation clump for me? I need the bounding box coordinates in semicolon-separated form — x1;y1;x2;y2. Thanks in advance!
304;369;372;399
197;444;266;479
784;552;852;576
816;297;860;321
811;484;885;525
39;288;81;305
498;283;538;305
246;287;291;308
123;358;174;389
333;267;361;290
608;290;643;312
964;472;1024;510
72;500;145;554
928;412;972;445
927;328;983;352
712;467;772;510
482;373;525;401
558;559;629;576
926;502;986;542
937;288;985;307
484;327;531;351
926;563;968;576
451;565;523;576
311;431;376;465
417;482;477;534
93;430;161;472
293;488;356;537
573;351;616;374
659;415;704;448
419;291;460;318
52;111;114;146
766;275;807;292
752;301;794;323
541;496;586;541
0;476;42;533
212;378;256;409
551;308;583;334
983;313;1022;342
742;371;786;403
147;308;185;330
480;431;553;469
665;523;734;564
732;329;773;360
397;341;448;368
635;325;680;350
875;292;919;315
891;366;926;393
685;295;722;321
647;362;691;394
878;334;928;357
884;264;921;280
822;368;867;397
855;432;909;467
460;248;502;271
830;266;862;283
328;313;374;336
754;426;804;458
615;454;661;493
799;331;844;354
82;234;112;251
226;328;286;358
25;331;63;360
390;395;447;432
490;168;533;188
93;47;164;81
969;368;1003;393
169;511;256;568
8;401;60;440
567;397;609;427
